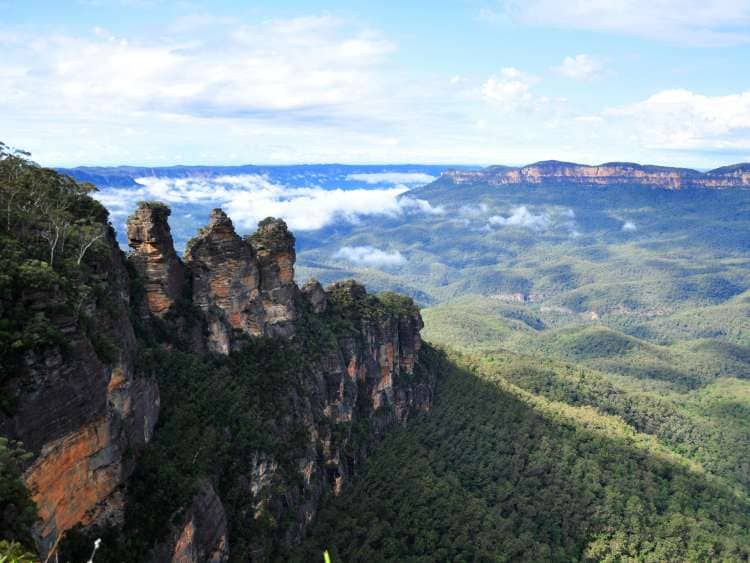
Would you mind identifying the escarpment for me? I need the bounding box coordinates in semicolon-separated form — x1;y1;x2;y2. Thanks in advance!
442;160;750;190
0;220;159;558
116;204;437;561
1;183;438;561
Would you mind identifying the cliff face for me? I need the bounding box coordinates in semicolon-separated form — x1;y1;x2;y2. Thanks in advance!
246;218;298;338
184;209;263;354
148;481;229;563
442;161;750;190
127;208;436;561
1;187;437;561
230;279;435;558
0;227;159;557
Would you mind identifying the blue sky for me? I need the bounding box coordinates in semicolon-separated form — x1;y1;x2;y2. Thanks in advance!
2;0;750;167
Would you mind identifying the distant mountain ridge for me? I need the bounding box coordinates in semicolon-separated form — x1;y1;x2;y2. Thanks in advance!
441;160;750;190
57;163;466;188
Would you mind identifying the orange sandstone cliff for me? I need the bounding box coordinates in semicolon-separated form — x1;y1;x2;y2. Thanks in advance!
441;160;750;190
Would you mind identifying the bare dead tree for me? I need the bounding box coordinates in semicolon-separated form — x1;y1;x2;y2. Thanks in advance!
75;223;106;265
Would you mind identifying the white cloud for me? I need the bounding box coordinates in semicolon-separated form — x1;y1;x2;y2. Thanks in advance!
488;206;551;230
399;198;446;215
94;174;442;232
459;203;489;217
553;54;604;80
495;0;750;46
334;245;406;267
345;172;437;185
4;8;748;168
1;15;394;127
481;67;537;108
606;89;750;150
622;220;637;232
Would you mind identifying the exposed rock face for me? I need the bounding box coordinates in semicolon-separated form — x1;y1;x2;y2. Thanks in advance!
148;481;229;563
301;279;327;314
127;203;185;316
239;280;435;558
246;218;298;338
182;210;298;351
0;228;159;558
123;210;436;560
703;163;750;188
184;209;263;354
442;160;750;190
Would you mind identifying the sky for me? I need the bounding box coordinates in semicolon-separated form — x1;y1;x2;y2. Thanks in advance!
1;0;750;168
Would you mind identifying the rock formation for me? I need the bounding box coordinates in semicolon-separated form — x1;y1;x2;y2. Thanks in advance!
442;160;750;190
235;279;434;557
127;202;185;316
1;193;437;561
182;209;298;352
122;208;435;560
301;279;327;314
246;217;298;338
184;209;263;354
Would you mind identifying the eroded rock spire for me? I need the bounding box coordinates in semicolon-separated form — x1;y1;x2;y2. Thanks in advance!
127;202;185;316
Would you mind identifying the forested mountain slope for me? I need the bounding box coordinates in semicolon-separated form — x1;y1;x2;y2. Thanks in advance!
299;352;750;562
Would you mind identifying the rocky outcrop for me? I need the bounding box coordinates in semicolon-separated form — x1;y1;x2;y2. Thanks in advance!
127;203;185;316
246;218;298;338
237;280;435;558
119;208;436;560
126;204;301;353
301;279;327;314
2;195;436;561
184;209;263;354
0;227;159;558
442;160;750;190
182;209;298;351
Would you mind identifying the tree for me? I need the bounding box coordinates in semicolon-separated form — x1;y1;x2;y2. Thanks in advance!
74;221;106;265
0;438;37;549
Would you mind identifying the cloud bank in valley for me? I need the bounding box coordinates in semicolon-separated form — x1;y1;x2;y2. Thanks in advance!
334;246;406;267
487;206;552;230
94;174;442;232
345;172;437;185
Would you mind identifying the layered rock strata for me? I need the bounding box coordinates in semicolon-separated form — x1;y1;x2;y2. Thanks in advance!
127;203;185;316
442;160;750;190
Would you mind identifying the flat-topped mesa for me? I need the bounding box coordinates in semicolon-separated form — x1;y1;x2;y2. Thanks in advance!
184;209;263;354
127;202;185;316
703;163;750;187
246;217;298;338
442;161;750;190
